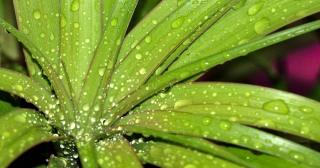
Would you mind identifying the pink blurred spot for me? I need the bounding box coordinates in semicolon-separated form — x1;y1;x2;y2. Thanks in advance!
285;42;320;94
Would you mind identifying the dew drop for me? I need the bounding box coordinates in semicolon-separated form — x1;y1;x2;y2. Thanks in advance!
263;99;289;114
289;151;305;162
111;19;118;26
33;10;41;20
232;0;247;10
83;104;90;111
135;53;142;60
171;16;185;29
71;0;80;12
184;164;196;168
145;36;152;43
254;18;270;35
98;68;105;76
202;117;211;126
299;106;313;113
14;85;23;91
174;99;192;109
247;2;264;16
219;121;231;130
139;68;146;75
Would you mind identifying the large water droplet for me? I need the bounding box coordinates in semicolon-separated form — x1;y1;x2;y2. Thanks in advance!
145;36;152;43
33;10;41;20
174;99;192;109
135;53;142;60
247;2;264;16
184;164;196;168
263;99;289;114
14;85;23;91
254;18;270;35
71;0;80;12
171;16;185;29
232;0;247;10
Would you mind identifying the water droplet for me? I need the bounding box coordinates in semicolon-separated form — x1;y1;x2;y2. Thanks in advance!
69;122;76;129
256;119;276;127
71;0;80;12
14;85;23;91
289;151;305;162
254;18;270;35
263;99;289;114
219;121;231;130
174;99;192;109
145;36;151;43
139;68;146;75
202;117;211;126
247;2;264;16
33;10;41;19
111;19;118;26
171;16;185;29
60;15;67;28
98;68;104;76
83;104;90;111
299;106;313;113
135;53;142;60
73;22;80;28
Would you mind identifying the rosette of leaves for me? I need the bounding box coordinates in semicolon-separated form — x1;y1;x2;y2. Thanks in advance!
1;0;320;167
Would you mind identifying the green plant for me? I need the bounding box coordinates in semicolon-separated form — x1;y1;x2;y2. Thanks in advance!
1;0;320;167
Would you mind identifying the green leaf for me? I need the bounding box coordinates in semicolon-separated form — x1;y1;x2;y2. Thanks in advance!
107;0;235;104
115;111;320;167
77;141;99;168
14;0;61;90
95;135;142;168
137;82;320;142
168;0;320;72
117;125;249;167
133;141;242;168
107;19;320;123
77;0;137;135
60;0;103;97
0;18;75;125
225;147;311;168
0;108;57;167
0;68;58;119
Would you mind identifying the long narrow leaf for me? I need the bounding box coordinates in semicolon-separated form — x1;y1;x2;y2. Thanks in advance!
133;141;242;168
137;82;320;142
107;0;235;104
107;19;320;122
115;111;320;167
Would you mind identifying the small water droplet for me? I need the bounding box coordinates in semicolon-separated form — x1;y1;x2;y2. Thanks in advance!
171;16;185;29
83;104;90;111
219;121;231;130
263;99;289;114
111;19;118;26
135;53;142;60
73;22;80;28
33;10;41;20
232;0;247;10
139;68;146;75
247;2;264;16
289;151;305;162
184;164;196;168
14;85;23;91
145;36;151;43
202;117;211;126
98;68;104;76
299;106;313;113
254;18;270;35
71;0;80;12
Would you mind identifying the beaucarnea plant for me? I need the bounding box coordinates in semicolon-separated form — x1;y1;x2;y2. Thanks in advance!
1;0;320;167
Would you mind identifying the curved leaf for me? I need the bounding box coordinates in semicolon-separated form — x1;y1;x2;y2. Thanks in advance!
169;0;320;71
77;141;99;168
14;0;60;90
95;135;142;168
137;82;320;142
0;18;75;126
0;108;57;167
115;111;320;167
0;68;58;119
133;141;242;168
107;0;235;104
107;19;320;123
77;0;138;135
